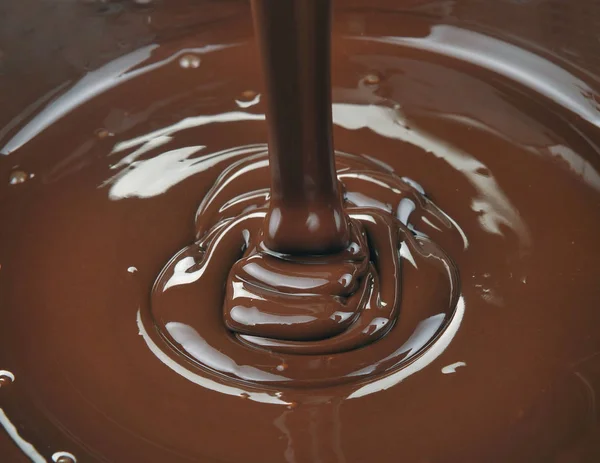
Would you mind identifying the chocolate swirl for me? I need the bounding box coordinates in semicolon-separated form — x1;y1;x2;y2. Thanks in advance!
147;150;461;388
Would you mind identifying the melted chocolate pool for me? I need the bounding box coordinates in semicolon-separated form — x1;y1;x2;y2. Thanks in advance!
1;1;600;462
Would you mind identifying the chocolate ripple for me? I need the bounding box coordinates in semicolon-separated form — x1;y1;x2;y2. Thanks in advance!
146;150;461;387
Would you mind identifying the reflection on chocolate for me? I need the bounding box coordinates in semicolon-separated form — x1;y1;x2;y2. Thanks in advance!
148;0;460;390
252;0;350;255
1;1;600;462
149;149;461;387
8;170;28;185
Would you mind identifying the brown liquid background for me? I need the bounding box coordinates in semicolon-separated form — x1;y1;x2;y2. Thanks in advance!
1;0;600;462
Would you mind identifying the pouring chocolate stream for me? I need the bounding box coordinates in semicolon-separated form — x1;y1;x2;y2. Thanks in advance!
149;0;460;383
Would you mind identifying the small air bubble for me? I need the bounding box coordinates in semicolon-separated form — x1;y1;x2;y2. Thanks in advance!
363;73;381;86
241;90;257;100
276;363;288;372
235;90;261;108
179;54;201;69
95;128;112;139
0;370;15;386
127;266;138;274
52;452;77;463
9;170;28;185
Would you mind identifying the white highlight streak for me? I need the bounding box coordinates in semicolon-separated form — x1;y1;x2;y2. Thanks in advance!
1;45;233;155
332;103;530;244
0;370;15;382
348;296;465;399
0;409;46;463
362;25;600;127
136;311;289;406
441;361;467;374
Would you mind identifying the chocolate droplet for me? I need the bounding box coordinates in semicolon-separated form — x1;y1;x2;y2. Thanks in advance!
179;54;201;69
236;90;261;108
52;451;77;463
95;128;112;139
0;370;15;387
8;170;27;185
363;73;381;86
276;363;288;372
